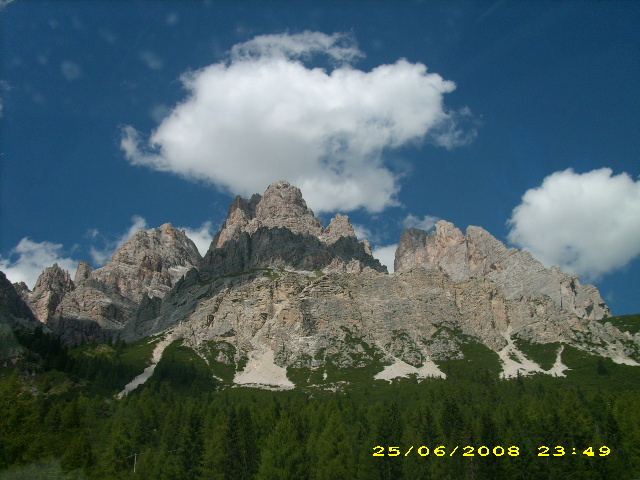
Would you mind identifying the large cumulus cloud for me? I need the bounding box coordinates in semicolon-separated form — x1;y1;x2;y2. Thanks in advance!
508;168;640;280
121;31;473;213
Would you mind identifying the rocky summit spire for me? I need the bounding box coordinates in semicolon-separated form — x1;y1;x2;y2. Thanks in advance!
204;180;386;275
25;263;75;323
213;180;324;249
74;260;92;285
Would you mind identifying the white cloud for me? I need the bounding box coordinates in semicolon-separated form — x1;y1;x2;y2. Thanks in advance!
372;244;398;273
60;61;82;81
89;215;148;266
230;31;362;64
0;238;78;290
180;221;215;256
0;0;16;10
0;217;151;288
139;50;164;70
351;223;383;244
403;214;440;231
121;31;473;213
507;168;640;281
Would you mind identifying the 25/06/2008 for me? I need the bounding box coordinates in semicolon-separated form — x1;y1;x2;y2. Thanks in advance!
372;446;520;457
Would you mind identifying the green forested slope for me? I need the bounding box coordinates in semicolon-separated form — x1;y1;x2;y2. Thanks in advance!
1;324;639;480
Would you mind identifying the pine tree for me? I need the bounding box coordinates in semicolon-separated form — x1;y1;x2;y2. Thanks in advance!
256;412;308;480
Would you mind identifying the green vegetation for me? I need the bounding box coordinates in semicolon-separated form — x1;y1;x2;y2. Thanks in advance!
146;339;219;393
287;336;387;386
599;313;640;334
514;339;560;371
0;458;89;480
435;339;503;381
200;341;237;383
1;322;640;479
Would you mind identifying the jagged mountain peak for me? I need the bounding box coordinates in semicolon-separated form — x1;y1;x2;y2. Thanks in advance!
395;220;610;321
0;271;38;328
204;181;382;275
33;263;73;291
112;222;201;266
23;263;75;323
214;180;324;249
47;223;204;333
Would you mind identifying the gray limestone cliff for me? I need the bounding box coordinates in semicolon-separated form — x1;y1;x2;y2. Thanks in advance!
395;221;610;320
55;223;202;329
21;264;75;323
0;271;39;328
4;180;636;375
203;181;386;276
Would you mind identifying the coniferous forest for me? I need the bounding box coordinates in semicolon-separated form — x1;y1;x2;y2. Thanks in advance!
1;325;639;480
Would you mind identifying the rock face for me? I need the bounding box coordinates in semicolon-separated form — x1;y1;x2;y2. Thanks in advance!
54;223;202;329
22;264;75;323
203;181;386;276
74;260;92;285
126;264;636;378
0;271;38;328
395;221;610;320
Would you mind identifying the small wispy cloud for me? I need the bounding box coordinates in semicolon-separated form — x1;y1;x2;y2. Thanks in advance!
60;60;83;81
352;223;379;244
139;50;164;70
165;12;179;26
0;238;78;290
0;0;16;11
402;214;440;231
0;80;10;118
150;104;172;124
89;215;148;266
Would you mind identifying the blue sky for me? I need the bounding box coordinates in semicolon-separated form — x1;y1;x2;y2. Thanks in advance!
1;1;639;315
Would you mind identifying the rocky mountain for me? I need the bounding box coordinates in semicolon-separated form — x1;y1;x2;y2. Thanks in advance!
18;263;74;323
12;224;202;340
2;180;638;385
116;181;637;387
0;271;39;329
203;180;385;276
395;222;609;320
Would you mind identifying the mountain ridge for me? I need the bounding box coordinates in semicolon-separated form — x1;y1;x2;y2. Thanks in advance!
2;180;638;386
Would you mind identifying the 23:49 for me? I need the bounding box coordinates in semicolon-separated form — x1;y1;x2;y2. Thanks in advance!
538;446;610;456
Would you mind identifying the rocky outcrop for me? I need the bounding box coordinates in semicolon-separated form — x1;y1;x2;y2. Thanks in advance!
55;223;202;329
203;181;386;276
395;221;610;320
22;264;75;323
74;260;92;285
0;271;39;327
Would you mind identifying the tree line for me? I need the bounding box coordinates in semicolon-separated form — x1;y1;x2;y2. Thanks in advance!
1;370;638;479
